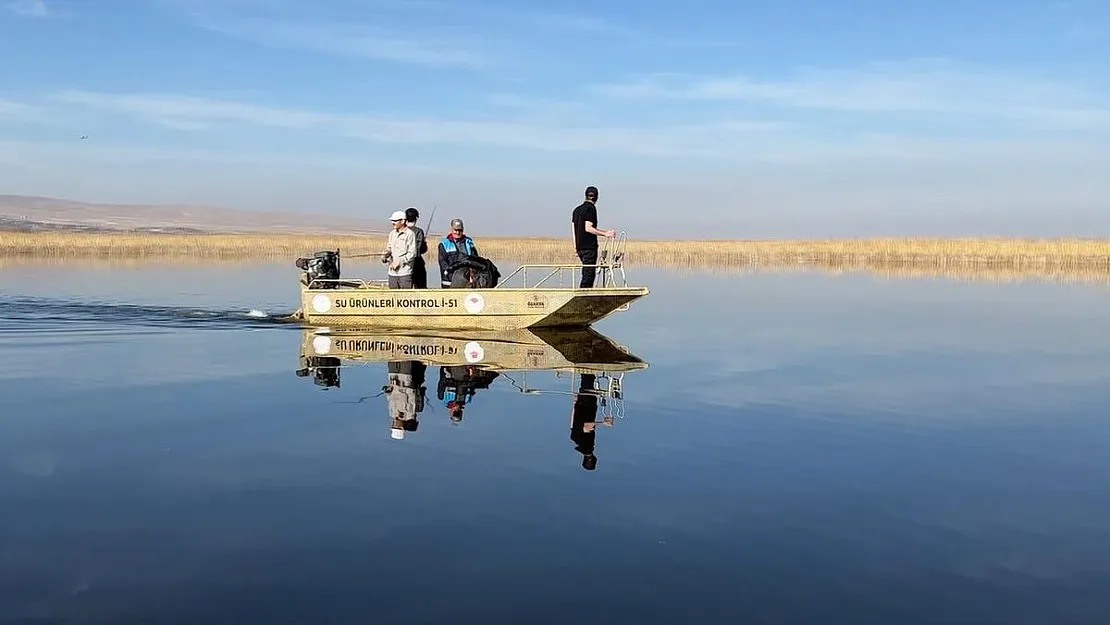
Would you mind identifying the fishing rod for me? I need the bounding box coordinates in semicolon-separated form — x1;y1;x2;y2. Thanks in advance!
424;204;437;237
344;204;438;259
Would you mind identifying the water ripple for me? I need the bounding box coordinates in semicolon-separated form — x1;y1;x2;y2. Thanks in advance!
0;295;297;333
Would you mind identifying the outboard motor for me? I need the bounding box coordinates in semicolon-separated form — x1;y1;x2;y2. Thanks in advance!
295;355;341;388
294;250;341;288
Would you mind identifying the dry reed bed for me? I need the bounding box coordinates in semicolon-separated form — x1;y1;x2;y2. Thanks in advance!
6;236;1110;286
685;262;1110;285
3;232;1110;270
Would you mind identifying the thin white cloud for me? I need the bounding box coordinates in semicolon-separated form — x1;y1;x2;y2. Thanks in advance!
6;0;49;17
0;139;466;173
162;0;731;71
485;93;597;124
488;8;737;48
54;91;330;128
0;98;36;118
36;87;1110;166
593;59;1110;129
160;0;494;69
48;89;784;156
196;17;491;68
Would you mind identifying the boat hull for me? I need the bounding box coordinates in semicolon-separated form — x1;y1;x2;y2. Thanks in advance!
296;283;648;330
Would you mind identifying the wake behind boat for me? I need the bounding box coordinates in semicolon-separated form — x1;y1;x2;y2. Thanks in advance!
286;233;649;330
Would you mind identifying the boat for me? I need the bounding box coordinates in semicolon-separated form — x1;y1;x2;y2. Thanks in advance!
286;232;649;330
297;326;648;374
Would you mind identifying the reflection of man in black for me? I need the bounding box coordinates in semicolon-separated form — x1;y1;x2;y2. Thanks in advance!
437;365;499;423
570;374;609;471
386;360;426;440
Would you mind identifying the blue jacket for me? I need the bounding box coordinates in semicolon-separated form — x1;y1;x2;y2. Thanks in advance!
437;235;478;282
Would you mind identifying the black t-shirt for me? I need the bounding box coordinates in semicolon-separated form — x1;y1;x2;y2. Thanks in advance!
571;201;598;250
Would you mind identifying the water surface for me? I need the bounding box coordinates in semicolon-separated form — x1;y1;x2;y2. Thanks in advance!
2;261;1110;624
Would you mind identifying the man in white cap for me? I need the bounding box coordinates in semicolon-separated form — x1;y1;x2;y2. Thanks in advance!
387;361;424;439
381;210;417;288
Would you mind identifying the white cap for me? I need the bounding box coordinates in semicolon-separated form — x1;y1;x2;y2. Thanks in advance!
389;210;406;221
391;428;405;440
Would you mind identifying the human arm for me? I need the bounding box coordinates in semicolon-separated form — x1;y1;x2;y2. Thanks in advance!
381;234;392;263
438;241;450;279
584;221;614;237
583;206;614;238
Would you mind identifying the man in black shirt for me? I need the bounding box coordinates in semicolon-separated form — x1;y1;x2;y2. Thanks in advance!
570;185;615;288
404;207;428;288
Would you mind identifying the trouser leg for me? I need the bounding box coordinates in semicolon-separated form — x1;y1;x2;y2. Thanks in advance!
577;248;597;288
389;274;413;288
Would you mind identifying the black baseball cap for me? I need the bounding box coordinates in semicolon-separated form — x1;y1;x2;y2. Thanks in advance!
585;186;598;199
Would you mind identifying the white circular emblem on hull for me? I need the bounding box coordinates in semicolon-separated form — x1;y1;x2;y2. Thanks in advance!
312;335;332;354
311;294;331;313
464;341;484;363
463;292;485;313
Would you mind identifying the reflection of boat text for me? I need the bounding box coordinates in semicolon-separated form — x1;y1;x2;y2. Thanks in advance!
331;338;459;357
298;327;647;374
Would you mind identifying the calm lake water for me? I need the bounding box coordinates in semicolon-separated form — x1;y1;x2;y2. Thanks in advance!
2;260;1110;624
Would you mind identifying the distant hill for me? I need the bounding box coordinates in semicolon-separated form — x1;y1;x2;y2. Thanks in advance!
0;195;388;235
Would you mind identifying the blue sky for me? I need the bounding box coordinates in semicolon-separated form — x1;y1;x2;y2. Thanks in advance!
1;0;1109;236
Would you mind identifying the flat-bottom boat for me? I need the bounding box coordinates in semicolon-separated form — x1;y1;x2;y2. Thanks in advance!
286;233;648;330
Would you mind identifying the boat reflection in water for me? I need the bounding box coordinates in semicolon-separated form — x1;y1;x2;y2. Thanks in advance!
294;327;647;469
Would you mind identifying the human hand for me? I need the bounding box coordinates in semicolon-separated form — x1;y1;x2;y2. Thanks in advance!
606;229;616;237
390;261;400;271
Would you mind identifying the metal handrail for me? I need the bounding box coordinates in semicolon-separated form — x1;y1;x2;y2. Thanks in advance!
505;369;629;420
301;230;631;294
304;277;388;289
495;230;629;289
298;360;629;418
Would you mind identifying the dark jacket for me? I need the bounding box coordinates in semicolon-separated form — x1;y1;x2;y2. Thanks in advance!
437;366;499;408
409;225;428;257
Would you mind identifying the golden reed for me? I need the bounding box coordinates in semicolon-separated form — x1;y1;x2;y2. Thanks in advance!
2;231;1110;284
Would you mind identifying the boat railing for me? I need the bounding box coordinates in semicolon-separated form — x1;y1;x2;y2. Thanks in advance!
496;230;630;293
303;231;631;297
505;369;628;420
298;363;630;420
303;277;389;289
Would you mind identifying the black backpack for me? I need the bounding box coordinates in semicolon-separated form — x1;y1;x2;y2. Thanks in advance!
446;255;501;288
